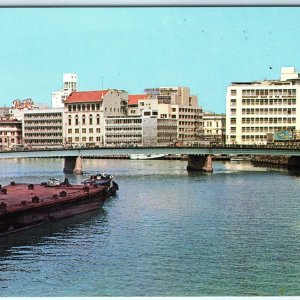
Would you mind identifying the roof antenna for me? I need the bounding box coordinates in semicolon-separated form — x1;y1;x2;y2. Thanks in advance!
101;75;104;89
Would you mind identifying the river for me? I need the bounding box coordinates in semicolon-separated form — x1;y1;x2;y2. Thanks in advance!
0;158;299;296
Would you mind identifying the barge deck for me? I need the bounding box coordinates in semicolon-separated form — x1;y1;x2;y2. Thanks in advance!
0;181;108;236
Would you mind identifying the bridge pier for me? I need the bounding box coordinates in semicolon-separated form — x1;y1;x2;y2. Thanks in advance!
187;155;213;172
288;156;300;170
63;156;83;175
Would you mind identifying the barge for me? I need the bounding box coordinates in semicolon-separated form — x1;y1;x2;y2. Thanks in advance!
0;177;116;236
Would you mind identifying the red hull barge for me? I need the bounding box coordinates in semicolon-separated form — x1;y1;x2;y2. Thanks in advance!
0;181;108;236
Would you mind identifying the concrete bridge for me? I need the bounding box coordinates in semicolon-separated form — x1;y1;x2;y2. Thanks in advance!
1;145;300;174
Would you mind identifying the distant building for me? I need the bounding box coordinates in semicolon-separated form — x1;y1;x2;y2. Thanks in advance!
203;112;226;144
22;108;65;149
0;118;22;150
131;87;203;145
0;107;10;118
52;73;78;108
226;67;300;145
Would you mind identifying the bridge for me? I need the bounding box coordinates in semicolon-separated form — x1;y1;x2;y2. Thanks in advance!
1;145;300;174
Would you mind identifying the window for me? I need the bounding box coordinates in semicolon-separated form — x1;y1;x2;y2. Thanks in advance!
231;90;237;96
89;128;93;133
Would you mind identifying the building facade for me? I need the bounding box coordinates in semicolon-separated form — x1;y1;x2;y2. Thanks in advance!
134;87;203;145
226;67;300;145
64;89;128;147
22;108;65;149
203;112;226;144
0;119;22;150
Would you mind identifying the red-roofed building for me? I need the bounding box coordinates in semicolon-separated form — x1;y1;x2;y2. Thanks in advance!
128;94;148;106
64;90;109;104
128;94;155;116
65;89;128;147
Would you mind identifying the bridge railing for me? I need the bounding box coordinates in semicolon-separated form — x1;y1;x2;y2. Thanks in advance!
1;143;300;154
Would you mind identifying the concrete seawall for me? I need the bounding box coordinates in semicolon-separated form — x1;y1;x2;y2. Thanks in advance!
251;155;300;170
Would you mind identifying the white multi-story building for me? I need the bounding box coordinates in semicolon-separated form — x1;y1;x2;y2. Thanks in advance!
64;89;128;147
226;67;300;145
22;108;66;149
105;110;158;146
52;73;78;108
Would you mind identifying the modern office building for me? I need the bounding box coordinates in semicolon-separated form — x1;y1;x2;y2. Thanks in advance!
52;73;78;108
226;67;300;145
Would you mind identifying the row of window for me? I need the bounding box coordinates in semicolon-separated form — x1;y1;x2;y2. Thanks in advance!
68;128;100;134
105;134;142;138
24;134;63;137
240;117;296;124
238;98;297;106
105;127;142;131
67;137;101;142
178;108;201;113
239;89;296;96
241;108;296;114
241;127;290;133
106;119;142;124
230;126;294;133
0;132;20;136
24;114;63;119
25;122;62;126
67;103;101;112
68;117;100;126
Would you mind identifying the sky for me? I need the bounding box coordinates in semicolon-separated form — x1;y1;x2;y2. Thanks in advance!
1;7;300;113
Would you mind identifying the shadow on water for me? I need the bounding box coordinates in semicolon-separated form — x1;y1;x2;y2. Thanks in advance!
0;208;107;257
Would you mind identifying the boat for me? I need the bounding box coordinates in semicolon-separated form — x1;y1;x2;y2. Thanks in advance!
47;178;61;187
0;175;118;236
230;156;252;162
130;154;165;160
82;173;119;197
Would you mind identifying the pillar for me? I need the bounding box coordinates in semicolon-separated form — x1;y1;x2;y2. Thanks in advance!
203;155;213;173
288;156;300;170
63;156;83;175
73;156;83;175
187;155;213;172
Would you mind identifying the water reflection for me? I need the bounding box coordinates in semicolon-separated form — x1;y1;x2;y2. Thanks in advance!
0;209;107;259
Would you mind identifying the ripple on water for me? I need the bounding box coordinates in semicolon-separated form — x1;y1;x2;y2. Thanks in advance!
0;159;299;296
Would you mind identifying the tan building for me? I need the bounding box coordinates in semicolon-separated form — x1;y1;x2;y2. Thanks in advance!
64;89;128;147
0;118;22;150
226;67;300;145
131;87;203;145
203;112;226;144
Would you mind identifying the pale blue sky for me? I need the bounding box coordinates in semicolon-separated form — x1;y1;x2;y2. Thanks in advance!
1;7;300;113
